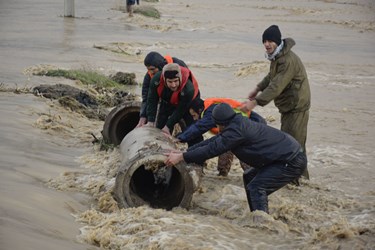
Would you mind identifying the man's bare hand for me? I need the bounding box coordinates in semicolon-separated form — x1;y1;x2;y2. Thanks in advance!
161;126;171;135
248;87;259;100
136;117;147;128
144;122;155;127
240;100;257;112
164;151;184;167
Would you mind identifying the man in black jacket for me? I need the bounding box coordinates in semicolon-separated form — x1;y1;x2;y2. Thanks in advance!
164;103;307;214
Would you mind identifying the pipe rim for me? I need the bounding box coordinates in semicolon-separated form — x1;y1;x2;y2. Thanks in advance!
114;154;195;210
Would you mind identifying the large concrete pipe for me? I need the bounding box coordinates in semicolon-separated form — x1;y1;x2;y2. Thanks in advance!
102;101;141;145
114;126;202;210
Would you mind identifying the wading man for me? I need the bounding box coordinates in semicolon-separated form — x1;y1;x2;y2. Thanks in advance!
241;25;311;182
164;103;307;215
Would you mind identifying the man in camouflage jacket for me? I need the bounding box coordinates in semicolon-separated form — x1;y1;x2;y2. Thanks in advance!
242;25;311;180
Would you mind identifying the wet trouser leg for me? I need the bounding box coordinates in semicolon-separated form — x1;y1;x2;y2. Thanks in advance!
243;167;258;211
281;110;309;179
243;152;307;213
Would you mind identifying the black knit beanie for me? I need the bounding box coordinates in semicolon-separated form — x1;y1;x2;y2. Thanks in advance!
144;52;165;70
190;98;204;114
262;25;282;45
212;103;236;126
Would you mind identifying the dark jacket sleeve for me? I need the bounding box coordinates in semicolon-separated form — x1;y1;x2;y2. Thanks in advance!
140;73;152;118
183;125;244;164
185;115;302;167
177;106;216;142
173;57;188;68
249;111;267;124
165;80;195;131
186;134;216;152
146;72;162;122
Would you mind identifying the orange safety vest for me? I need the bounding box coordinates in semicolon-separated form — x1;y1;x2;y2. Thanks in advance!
147;54;174;78
164;55;173;64
203;98;250;134
157;66;199;106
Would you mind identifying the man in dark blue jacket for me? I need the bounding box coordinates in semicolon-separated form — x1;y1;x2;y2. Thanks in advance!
165;103;307;214
176;97;266;176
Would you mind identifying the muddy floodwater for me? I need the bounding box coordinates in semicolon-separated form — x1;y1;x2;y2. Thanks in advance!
1;0;374;249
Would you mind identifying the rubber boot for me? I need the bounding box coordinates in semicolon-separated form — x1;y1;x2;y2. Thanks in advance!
243;167;269;213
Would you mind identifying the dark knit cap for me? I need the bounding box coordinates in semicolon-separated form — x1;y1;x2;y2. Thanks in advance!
262;25;282;45
190;98;204;114
212;103;236;126
162;63;182;81
144;52;165;70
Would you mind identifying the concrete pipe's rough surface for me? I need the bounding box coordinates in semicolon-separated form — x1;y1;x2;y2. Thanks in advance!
102;101;141;145
114;127;202;210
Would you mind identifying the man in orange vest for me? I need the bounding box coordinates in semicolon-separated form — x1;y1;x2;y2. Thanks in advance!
175;97;266;176
145;63;203;147
137;51;188;128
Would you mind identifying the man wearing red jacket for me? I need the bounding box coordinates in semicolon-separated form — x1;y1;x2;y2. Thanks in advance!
145;63;203;147
137;52;188;128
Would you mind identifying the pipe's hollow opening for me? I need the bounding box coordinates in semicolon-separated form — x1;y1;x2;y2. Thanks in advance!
115;111;139;144
130;164;185;210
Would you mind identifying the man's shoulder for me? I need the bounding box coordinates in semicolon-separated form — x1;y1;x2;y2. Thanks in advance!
173;57;188;68
283;38;296;48
181;79;195;92
277;38;294;57
205;104;216;114
151;71;162;86
228;115;247;128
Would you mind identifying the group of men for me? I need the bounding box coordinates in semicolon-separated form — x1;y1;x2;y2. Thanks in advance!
135;25;311;216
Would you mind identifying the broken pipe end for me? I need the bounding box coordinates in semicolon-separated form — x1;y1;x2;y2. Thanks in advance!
114;154;202;210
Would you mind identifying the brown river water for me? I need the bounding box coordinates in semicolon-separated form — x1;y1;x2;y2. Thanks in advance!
1;0;374;249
